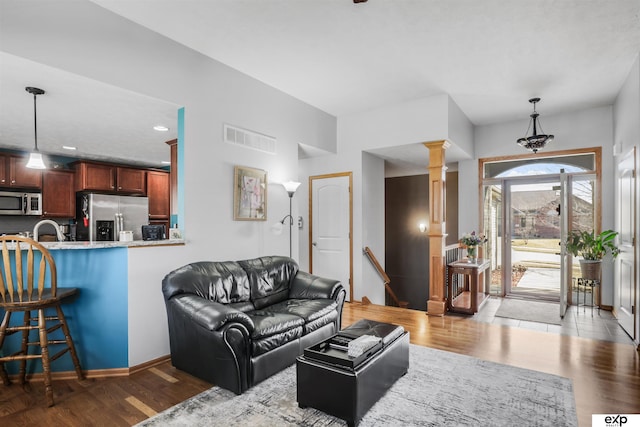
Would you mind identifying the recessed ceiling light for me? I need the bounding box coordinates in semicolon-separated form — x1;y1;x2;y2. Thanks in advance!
62;145;77;150
153;125;169;132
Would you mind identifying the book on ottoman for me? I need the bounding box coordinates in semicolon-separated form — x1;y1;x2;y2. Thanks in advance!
302;319;404;370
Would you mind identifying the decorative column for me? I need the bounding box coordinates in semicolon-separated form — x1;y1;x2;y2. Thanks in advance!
424;140;450;316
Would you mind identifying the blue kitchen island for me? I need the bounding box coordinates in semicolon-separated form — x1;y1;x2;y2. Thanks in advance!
1;240;185;376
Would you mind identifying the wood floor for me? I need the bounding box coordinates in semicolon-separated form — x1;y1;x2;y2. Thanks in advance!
1;302;638;426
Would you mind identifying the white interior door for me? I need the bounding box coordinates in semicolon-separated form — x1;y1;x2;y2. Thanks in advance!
310;174;352;301
617;148;636;338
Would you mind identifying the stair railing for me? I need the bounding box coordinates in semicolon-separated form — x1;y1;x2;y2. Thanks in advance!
363;246;408;308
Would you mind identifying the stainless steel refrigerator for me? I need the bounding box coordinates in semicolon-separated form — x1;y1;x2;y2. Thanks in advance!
76;193;149;242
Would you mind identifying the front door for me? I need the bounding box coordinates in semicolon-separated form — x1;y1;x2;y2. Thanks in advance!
505;178;562;301
310;173;353;301
617;148;636;339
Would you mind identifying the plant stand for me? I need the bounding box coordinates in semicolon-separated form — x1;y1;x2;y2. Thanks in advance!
574;278;600;316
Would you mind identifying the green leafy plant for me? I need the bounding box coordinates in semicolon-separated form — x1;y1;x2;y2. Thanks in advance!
565;229;620;261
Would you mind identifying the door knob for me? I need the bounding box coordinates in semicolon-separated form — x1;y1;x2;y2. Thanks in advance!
312;242;317;246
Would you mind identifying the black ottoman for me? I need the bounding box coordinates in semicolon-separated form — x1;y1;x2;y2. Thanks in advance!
296;319;410;427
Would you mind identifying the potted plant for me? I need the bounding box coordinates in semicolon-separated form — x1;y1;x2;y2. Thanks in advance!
565;229;620;280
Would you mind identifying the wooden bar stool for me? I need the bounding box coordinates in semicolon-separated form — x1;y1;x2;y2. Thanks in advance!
0;235;83;406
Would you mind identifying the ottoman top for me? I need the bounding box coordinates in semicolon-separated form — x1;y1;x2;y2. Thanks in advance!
339;319;405;346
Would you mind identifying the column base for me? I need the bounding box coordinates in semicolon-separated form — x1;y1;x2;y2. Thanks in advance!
426;300;446;316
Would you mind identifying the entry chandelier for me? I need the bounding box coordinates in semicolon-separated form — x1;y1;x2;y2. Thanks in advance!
516;97;554;154
25;86;47;169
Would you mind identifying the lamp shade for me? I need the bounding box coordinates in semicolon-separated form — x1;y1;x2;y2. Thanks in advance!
26;151;46;169
282;181;301;195
271;221;284;235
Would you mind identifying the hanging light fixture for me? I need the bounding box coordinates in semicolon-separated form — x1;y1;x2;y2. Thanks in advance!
25;86;47;169
516;97;554;154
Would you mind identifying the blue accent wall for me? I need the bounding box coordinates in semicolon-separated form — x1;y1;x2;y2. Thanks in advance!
177;107;185;230
1;248;129;374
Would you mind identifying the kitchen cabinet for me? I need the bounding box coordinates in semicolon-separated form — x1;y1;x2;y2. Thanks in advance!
0;155;5;186
42;169;75;218
147;170;170;231
0;153;42;189
74;161;146;195
117;166;146;194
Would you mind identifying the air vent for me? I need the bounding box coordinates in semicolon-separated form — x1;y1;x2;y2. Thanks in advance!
224;124;276;154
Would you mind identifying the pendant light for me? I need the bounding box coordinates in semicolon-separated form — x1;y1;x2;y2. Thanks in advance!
516;97;554;154
25;86;47;169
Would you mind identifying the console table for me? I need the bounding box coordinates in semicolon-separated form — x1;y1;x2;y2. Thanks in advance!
447;258;491;314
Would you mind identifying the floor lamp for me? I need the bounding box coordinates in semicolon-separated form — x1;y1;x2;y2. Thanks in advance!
272;181;301;257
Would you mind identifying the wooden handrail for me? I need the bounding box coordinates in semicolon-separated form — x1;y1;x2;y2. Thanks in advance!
363;247;408;308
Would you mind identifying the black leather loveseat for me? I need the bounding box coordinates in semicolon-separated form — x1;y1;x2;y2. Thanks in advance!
162;256;345;394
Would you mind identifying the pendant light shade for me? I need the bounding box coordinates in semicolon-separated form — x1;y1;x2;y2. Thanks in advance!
25;151;46;169
25;86;47;169
516;97;554;154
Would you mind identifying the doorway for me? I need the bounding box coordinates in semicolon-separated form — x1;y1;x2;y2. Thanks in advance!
505;178;563;301
481;149;600;306
309;172;353;302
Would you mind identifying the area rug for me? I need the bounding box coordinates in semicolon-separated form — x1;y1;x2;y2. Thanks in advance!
495;298;562;325
137;344;577;427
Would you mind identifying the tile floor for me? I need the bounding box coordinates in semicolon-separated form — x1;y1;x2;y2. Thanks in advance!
473;296;635;345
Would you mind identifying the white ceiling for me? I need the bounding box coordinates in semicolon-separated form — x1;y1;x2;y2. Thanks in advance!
0;52;178;167
1;0;639;170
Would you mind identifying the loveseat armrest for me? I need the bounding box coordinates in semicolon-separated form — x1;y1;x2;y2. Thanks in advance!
290;271;343;300
171;294;255;333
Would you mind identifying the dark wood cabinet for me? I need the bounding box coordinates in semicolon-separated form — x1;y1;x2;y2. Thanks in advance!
74;162;115;192
117;167;146;194
42;169;75;218
0;155;5;186
147;170;170;230
74;161;146;195
166;139;178;218
0;153;42;189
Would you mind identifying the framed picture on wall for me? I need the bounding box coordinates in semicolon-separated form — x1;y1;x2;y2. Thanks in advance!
234;165;267;221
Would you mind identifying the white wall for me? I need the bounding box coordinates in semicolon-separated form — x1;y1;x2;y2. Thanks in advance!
613;53;640;345
0;1;337;366
361;151;386;304
447;96;475;155
472;105;617;304
299;94;455;305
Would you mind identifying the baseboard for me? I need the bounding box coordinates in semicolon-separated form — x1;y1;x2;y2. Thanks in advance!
7;354;172;382
128;354;172;374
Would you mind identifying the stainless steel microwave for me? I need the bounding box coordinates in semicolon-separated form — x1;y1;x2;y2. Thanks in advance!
0;191;42;215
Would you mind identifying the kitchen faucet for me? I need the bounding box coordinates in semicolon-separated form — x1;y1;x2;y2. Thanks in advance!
33;219;65;242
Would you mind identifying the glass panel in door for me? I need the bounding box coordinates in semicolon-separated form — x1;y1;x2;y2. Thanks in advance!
507;180;562;301
482;183;503;296
568;174;597;306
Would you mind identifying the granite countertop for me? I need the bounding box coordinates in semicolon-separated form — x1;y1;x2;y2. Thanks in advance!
39;239;185;250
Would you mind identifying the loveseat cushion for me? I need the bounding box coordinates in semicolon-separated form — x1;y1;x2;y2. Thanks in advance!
263;299;338;334
246;310;304;356
239;256;299;309
162;261;251;304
